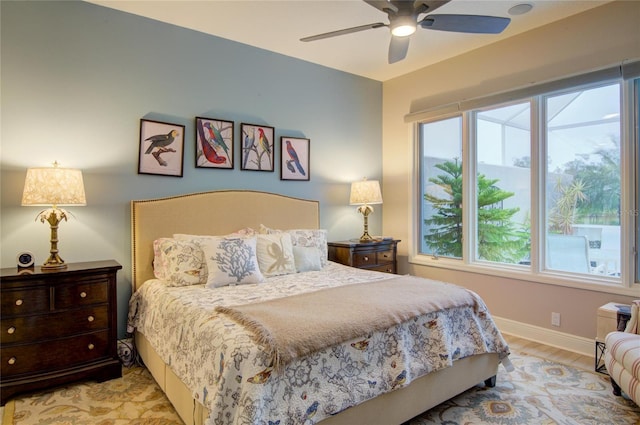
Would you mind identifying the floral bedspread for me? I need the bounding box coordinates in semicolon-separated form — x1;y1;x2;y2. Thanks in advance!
128;262;509;425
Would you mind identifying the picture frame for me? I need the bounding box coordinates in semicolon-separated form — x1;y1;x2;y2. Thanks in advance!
240;123;275;172
280;137;310;181
138;119;184;177
195;117;234;169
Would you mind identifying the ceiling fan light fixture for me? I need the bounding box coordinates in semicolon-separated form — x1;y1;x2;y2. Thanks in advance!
390;16;416;37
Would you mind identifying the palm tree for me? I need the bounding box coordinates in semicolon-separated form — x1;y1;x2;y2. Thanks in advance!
548;177;588;234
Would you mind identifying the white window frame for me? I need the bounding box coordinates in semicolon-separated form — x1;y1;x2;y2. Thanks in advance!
410;74;639;297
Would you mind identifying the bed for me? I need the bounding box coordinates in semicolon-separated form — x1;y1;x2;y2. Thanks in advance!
129;190;509;425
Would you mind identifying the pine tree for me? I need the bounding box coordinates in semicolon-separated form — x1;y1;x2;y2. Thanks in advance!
424;159;529;263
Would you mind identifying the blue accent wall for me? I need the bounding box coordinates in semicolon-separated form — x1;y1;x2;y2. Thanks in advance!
0;1;382;337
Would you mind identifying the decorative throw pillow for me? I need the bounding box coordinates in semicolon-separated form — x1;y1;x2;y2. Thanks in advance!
196;236;264;288
286;229;328;267
256;233;296;277
292;245;322;272
153;238;206;286
259;225;328;267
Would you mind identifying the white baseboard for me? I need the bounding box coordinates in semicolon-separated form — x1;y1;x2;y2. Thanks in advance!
493;316;595;358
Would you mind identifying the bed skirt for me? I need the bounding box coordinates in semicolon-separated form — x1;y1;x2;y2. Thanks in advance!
135;331;500;425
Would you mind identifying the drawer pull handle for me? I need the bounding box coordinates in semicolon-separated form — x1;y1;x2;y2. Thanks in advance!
7;326;16;334
80;292;87;298
87;316;95;322
15;299;23;306
88;343;95;350
363;256;369;261
8;357;16;365
383;254;389;258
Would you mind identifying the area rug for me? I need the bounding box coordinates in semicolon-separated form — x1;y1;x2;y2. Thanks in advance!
2;353;639;425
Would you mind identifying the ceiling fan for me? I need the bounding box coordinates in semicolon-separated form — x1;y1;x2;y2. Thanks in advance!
300;0;511;64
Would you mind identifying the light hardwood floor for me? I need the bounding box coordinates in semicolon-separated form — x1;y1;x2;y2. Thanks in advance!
503;333;595;371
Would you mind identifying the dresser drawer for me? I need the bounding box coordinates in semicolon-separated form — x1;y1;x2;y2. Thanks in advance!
1;305;108;345
353;252;378;267
54;281;108;309
0;287;50;316
377;249;395;264
369;263;396;274
1;330;111;377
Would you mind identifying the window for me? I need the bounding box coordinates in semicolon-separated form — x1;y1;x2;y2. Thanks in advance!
544;84;621;275
420;116;462;258
475;103;531;265
415;72;638;293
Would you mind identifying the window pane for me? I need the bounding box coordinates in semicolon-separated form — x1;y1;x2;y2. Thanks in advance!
476;103;531;265
545;83;621;276
420;117;463;258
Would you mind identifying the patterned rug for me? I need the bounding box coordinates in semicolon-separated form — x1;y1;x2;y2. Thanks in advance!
2;353;639;425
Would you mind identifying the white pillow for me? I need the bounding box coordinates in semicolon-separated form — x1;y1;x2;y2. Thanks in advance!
197;236;264;288
152;238;206;286
292;246;322;272
256;233;296;277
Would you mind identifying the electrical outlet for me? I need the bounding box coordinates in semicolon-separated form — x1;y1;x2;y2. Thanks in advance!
551;312;561;327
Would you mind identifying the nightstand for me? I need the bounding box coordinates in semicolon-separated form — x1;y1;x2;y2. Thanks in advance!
0;260;122;405
328;239;400;274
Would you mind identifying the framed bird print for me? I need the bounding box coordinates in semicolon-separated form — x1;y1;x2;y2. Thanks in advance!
280;137;310;181
138;119;185;177
195;117;234;169
240;123;274;172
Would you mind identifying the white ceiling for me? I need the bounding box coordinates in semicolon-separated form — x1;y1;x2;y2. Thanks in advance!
86;0;611;82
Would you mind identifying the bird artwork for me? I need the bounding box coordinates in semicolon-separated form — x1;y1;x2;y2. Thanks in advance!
258;128;271;156
390;369;407;390
196;120;229;166
144;129;179;166
203;122;230;158
285;140;306;176
350;339;370;351
243;131;255;168
246;367;273;384
302;401;319;422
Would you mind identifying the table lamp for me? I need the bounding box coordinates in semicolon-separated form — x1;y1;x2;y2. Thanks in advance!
350;179;382;241
21;162;86;269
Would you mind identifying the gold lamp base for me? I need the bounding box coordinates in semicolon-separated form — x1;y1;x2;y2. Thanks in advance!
357;204;375;241
37;208;68;270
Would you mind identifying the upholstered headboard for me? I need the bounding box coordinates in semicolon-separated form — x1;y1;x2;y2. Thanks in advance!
131;190;320;291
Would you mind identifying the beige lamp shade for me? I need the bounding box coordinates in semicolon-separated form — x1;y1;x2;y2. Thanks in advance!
349;180;383;205
22;166;86;207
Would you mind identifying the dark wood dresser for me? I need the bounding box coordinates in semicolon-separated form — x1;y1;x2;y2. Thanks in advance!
0;260;122;405
328;239;400;274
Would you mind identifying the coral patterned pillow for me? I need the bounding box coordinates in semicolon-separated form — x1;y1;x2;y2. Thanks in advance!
196;236;264;288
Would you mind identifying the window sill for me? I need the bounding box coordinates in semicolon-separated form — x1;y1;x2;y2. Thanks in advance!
409;254;639;297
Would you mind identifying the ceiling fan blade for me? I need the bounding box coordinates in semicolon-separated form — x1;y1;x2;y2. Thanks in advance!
420;14;510;34
301;22;386;42
388;35;410;64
